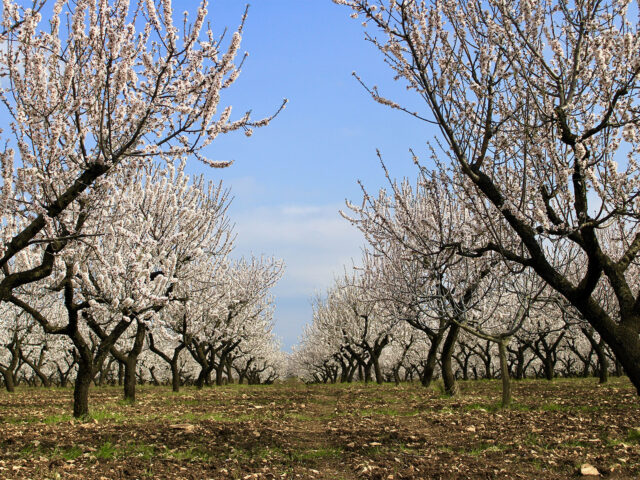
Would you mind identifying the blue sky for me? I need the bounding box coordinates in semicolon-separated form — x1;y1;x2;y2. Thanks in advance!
175;0;438;350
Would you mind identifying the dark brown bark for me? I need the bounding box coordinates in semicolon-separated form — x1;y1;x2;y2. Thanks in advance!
20;355;52;387
441;323;460;396
110;321;147;402
498;339;511;408
581;327;609;384
0;338;19;392
421;335;442;387
373;357;383;384
0;164;109;300
148;332;185;392
73;361;94;418
1;368;16;392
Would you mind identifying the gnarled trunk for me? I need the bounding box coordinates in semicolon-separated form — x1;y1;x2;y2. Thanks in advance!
441;323;460;396
73;361;94;418
1;368;16;392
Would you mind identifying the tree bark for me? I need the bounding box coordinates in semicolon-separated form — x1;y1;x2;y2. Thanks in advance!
171;363;181;392
363;362;372;384
123;358;137;402
421;333;442;387
1;369;16;392
441;323;460;396
594;343;609;384
498;339;511;408
373;357;383;384
581;327;609;385
73;361;94;418
117;361;124;386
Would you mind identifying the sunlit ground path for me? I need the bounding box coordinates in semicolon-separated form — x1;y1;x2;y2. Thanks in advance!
0;377;638;479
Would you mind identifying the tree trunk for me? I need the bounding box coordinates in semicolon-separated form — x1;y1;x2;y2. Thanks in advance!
347;365;356;382
421;336;441;387
123;358;137;402
459;354;470;381
1;369;15;392
483;358;492;379
73;362;93;418
171;362;181;392
614;358;623;377
340;363;349;383
570;292;640;394
441;323;460;396
595;343;609;384
515;349;525;380
498;339;511;408
581;354;592;378
148;333;186;393
215;363;225;386
58;368;69;388
544;358;554;381
373;357;383;385
195;362;214;389
363;363;372;384
20;353;52;388
225;357;234;385
581;327;609;385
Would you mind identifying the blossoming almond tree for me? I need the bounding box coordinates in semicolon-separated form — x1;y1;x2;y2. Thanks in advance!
329;272;397;384
178;256;284;388
0;303;28;391
8;160;232;416
0;0;285;300
344;166;500;394
337;0;640;394
78;161;232;403
231;320;285;385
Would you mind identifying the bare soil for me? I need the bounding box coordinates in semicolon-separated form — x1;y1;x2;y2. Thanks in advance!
0;377;639;479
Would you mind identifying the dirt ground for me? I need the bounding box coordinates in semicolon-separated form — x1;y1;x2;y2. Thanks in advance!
0;377;639;479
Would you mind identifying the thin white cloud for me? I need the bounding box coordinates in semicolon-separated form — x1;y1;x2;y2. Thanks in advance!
281;205;324;216
228;202;365;349
231;203;364;297
226;176;267;200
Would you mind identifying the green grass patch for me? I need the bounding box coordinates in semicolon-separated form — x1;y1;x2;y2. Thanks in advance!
95;441;117;460
558;439;589;448
164;446;213;461
286;412;316;421
468;442;507;456
60;445;84;461
626;427;640;443
539;403;570;412
42;413;73;424
358;407;401;417
524;433;554;450
91;409;128;422
18;444;37;457
297;447;343;460
462;402;491;412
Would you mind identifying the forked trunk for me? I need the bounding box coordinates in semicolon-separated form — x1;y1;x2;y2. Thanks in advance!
363;363;372;384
